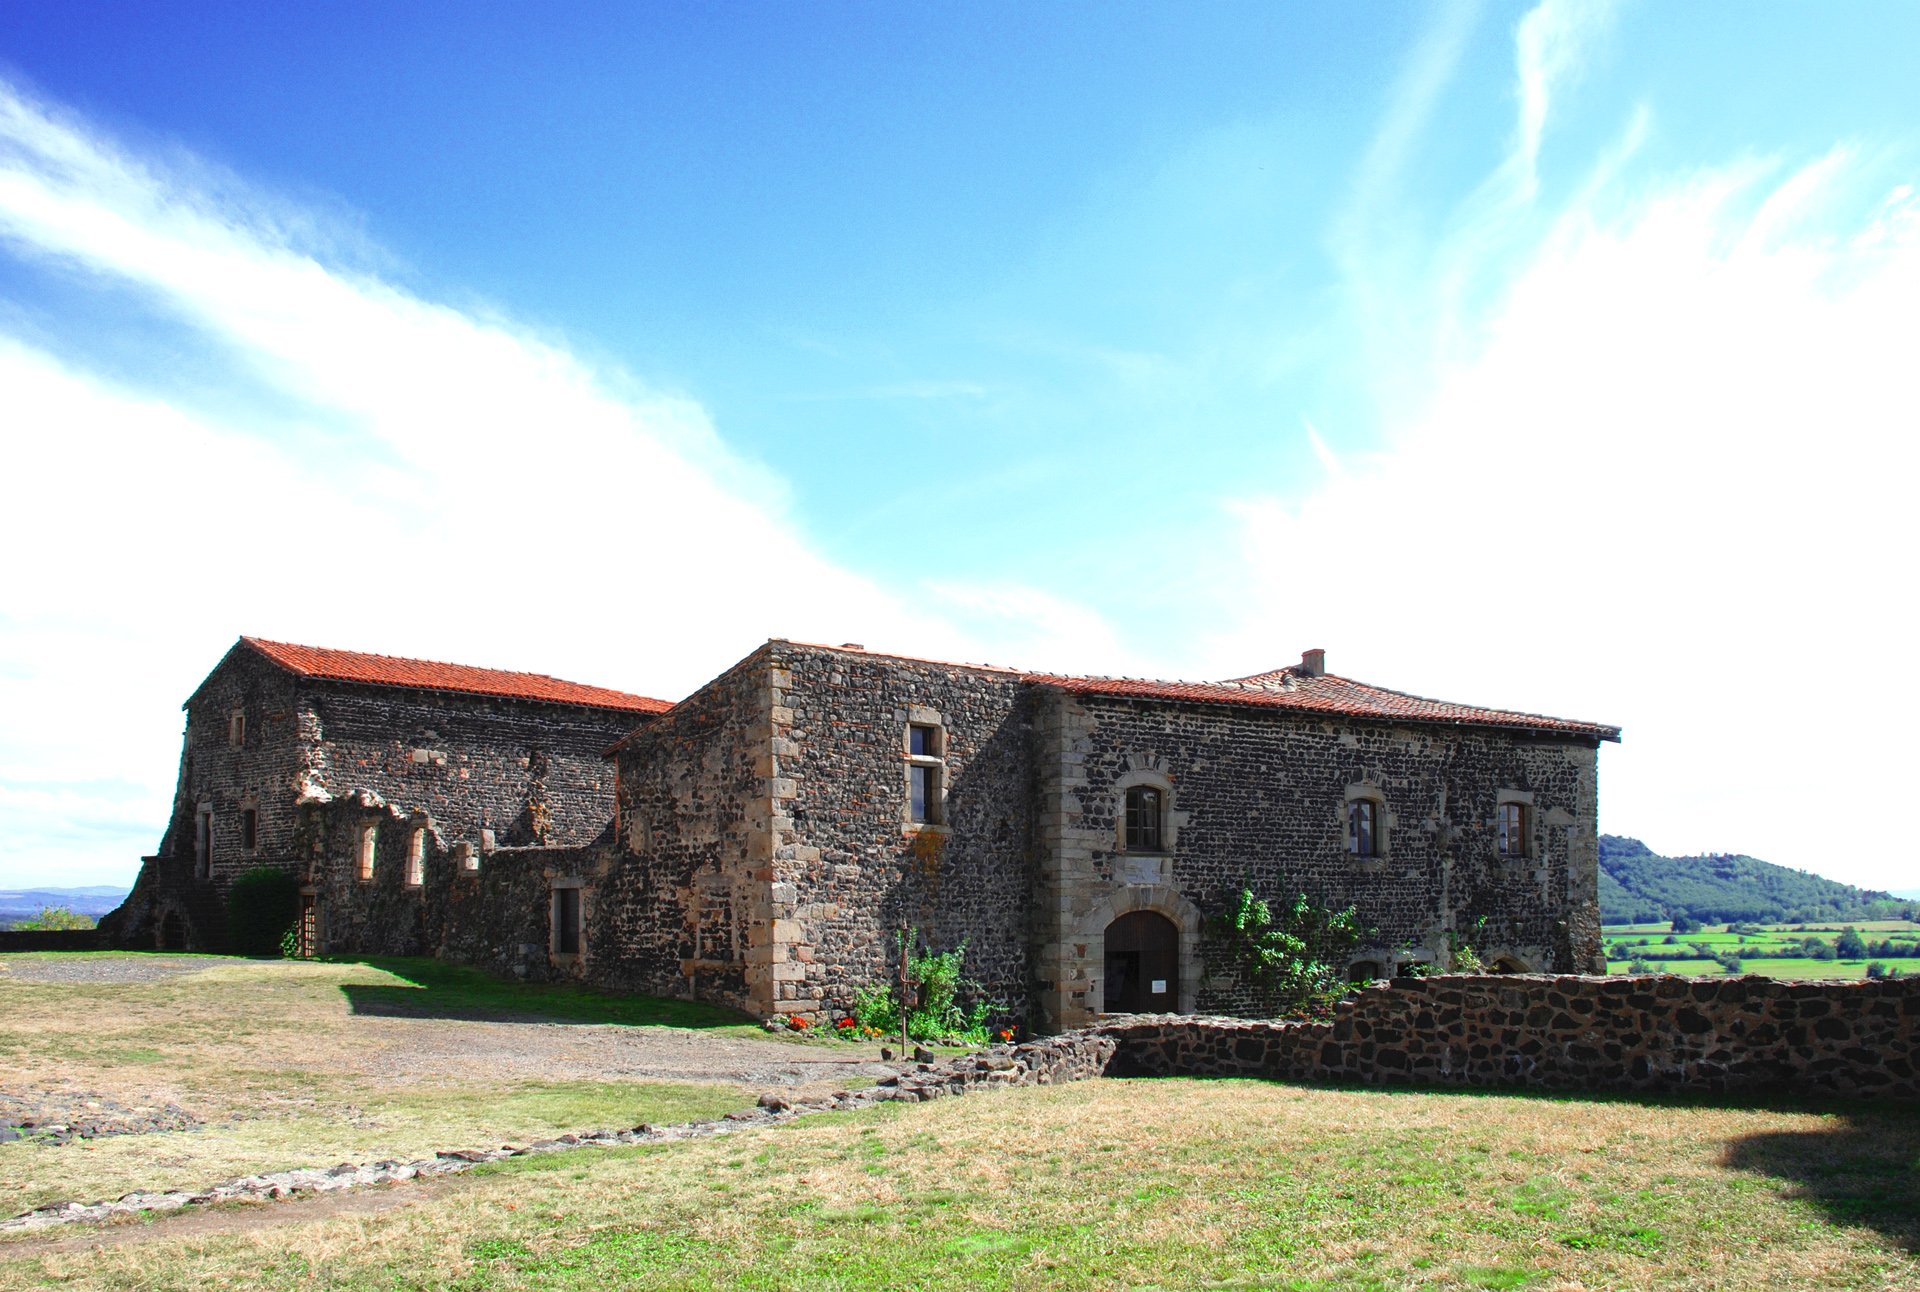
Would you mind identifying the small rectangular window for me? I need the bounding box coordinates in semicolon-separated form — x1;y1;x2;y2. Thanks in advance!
1498;802;1527;857
553;887;581;956
909;724;939;757
406;827;426;887
229;711;246;747
1347;800;1377;857
1124;786;1164;851
241;809;258;852
909;764;940;823
358;823;378;881
195;809;213;879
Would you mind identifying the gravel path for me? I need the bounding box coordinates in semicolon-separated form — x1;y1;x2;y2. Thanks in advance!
0;956;223;985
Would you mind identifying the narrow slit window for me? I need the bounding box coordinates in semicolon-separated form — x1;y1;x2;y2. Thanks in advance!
195;809;213;879
1123;787;1164;851
553;887;581;956
228;710;246;747
358;823;378;881
241;808;258;852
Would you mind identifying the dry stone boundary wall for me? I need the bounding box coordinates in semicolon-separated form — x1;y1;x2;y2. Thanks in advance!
1098;973;1920;1099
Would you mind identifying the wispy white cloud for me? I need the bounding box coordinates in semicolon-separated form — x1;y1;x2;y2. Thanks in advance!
1209;5;1920;889
0;78;1113;888
1512;0;1615;196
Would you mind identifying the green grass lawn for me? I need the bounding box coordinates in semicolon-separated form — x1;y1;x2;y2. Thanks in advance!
4;1079;1914;1290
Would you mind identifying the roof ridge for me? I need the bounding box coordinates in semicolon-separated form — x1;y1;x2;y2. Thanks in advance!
237;637;673;714
1023;668;1620;741
243;636;583;684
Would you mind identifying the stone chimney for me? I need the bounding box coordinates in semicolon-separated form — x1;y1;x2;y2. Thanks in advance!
1300;648;1326;677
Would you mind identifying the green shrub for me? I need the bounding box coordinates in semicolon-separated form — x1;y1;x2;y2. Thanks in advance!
1211;889;1365;1012
226;866;300;956
849;933;996;1044
13;905;94;931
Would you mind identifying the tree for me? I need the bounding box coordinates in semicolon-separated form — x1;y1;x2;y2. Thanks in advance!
1835;926;1868;959
13;906;94;931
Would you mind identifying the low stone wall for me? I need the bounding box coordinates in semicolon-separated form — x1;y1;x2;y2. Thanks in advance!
0;930;103;953
1097;973;1920;1100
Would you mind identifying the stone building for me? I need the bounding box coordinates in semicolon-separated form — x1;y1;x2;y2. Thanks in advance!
101;637;668;953
107;635;1619;1033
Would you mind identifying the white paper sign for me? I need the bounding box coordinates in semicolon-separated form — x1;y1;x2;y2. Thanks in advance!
1151;979;1167;994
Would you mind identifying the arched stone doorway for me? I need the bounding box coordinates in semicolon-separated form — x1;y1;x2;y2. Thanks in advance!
1104;910;1179;1014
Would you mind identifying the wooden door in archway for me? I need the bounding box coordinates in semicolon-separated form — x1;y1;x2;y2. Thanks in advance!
1104;910;1179;1013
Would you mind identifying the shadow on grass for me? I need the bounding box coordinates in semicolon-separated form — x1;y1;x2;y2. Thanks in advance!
1722;1109;1920;1254
334;956;761;1032
1111;1071;1920;1253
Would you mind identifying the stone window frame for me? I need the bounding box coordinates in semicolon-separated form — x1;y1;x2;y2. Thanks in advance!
1495;789;1535;861
1112;767;1177;856
1343;783;1391;872
901;708;949;831
1348;955;1389;983
549;875;586;964
1392;948;1436;977
405;821;428;888
228;709;247;748
357;821;378;882
238;795;260;854
194;801;214;881
453;841;480;875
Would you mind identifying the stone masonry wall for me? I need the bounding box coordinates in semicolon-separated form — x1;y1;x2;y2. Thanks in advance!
605;647;772;1011
1032;687;1602;1029
1099;973;1920;1099
306;682;636;850
120;645;643;952
298;794;593;980
767;642;1037;1025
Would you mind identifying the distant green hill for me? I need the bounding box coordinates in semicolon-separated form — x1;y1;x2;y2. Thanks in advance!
1599;835;1913;926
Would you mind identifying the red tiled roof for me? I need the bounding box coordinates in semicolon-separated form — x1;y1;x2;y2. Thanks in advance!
1024;664;1620;741
238;637;673;715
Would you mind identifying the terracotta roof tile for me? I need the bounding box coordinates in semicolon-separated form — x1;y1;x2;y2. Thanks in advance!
1024;663;1619;741
239;637;673;715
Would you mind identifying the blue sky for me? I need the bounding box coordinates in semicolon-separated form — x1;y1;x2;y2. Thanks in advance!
2;2;1917;892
